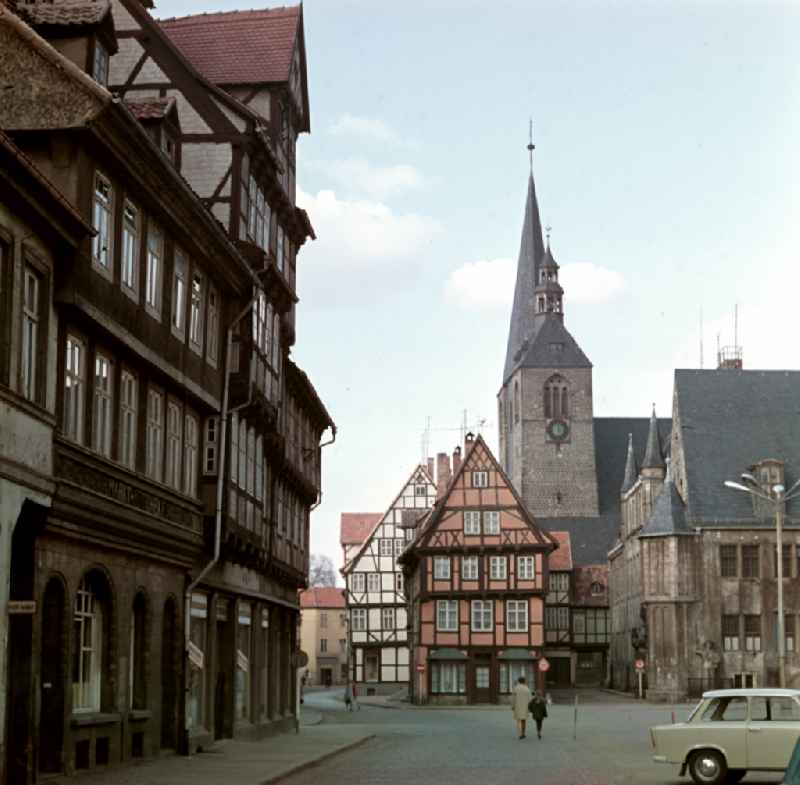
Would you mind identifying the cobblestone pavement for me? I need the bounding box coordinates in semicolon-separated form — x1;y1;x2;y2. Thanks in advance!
294;690;784;785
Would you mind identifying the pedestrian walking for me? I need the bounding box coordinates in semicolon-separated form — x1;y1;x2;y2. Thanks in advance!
351;681;360;711
511;676;532;739
528;690;548;739
344;683;353;711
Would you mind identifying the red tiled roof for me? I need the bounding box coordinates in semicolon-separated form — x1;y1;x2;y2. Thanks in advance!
299;587;345;609
340;513;382;546
125;97;176;121
19;0;110;27
547;531;573;571
158;5;300;86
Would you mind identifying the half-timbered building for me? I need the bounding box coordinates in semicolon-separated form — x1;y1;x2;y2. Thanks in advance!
400;434;556;705
341;465;436;692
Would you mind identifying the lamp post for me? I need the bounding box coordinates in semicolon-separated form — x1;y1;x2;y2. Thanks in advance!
724;475;800;688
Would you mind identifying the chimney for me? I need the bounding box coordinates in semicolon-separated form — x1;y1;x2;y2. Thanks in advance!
452;445;462;476
465;431;476;452
436;452;451;500
427;457;434;480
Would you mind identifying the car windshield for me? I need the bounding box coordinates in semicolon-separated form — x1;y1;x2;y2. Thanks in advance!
687;699;705;722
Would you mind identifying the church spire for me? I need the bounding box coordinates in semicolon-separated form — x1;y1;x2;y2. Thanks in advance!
620;433;638;494
641;405;666;471
503;130;546;383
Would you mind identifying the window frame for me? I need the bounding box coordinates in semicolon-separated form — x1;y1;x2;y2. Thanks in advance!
720;544;738;578
63;333;87;445
351;608;366;631
121;199;140;300
367;573;380;593
145;386;165;482
436;599;458;631
471;599;493;632
183;412;199;497
165;399;183;491
145;221;163;319
171;249;188;340
489;555;507;580
206;285;219;368
381;607;395;630
91;171;113;277
472;471;489;488
433;556;451;580
351;573;365;593
92;351;114;458
461;555;479;581
517;555;535;580
741;544;760;578
189;268;205;354
20;264;41;403
119;369;137;470
464;510;481;535
506;599;529;633
483;511;500;535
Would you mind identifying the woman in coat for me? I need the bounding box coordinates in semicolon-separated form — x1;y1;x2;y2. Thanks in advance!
510;676;532;739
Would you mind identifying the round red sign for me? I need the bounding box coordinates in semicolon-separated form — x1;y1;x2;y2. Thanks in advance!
416;664;425;672
538;657;550;673
635;659;645;671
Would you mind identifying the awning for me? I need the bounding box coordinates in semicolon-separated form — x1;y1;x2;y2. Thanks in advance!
429;648;469;661
497;648;537;661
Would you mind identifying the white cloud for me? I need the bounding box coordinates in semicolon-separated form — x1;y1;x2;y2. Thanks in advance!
297;186;441;266
444;258;625;310
330;113;400;144
325;158;426;199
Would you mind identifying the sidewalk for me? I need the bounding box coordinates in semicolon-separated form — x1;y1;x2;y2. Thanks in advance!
48;721;374;785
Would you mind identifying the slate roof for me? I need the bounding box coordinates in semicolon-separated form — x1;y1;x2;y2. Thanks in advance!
642;407;667;469
639;469;694;538
620;433;638;494
514;316;592;371
19;0;110;27
538;416;671;564
125;97;176;121
675;369;800;523
299;587;345;609
548;531;573;571
340;513;381;546
159;6;300;86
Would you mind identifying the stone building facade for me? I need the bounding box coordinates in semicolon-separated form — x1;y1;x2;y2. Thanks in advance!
298;588;348;688
0;3;332;781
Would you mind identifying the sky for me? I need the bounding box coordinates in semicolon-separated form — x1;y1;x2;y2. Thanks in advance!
155;0;800;580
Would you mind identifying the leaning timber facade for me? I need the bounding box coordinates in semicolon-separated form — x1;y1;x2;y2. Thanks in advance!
0;3;332;782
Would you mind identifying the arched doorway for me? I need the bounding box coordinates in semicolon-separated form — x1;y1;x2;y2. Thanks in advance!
39;578;66;774
160;597;178;749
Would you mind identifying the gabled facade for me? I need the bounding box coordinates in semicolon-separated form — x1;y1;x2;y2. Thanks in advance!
341;465;436;691
401;434;556;705
298;588;348;688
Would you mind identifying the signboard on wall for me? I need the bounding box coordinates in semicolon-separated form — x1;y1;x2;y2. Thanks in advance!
187;641;204;669
7;601;36;615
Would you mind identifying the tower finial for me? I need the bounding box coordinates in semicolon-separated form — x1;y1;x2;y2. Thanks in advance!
545;224;551;248
527;118;535;174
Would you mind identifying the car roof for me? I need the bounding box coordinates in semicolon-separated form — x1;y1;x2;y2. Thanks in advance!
703;688;800;699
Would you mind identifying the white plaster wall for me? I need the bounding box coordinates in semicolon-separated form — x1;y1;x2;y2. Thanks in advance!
109;38;144;85
168;89;211;134
134;57;169;85
181;143;232;200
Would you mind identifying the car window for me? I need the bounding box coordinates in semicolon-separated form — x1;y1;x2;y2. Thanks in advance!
770;697;800;721
687;700;705;722
702;697;747;721
751;697;768;721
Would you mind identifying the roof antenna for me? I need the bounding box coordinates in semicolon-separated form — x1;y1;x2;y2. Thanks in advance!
527;118;535;175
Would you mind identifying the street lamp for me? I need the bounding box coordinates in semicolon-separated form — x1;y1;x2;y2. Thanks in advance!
724;475;800;688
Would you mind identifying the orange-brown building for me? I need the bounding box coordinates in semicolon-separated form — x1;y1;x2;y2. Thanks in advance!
400;433;556;704
298;588;348;687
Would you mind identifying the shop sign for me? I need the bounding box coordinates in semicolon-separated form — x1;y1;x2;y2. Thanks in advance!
8;601;36;615
188;641;204;669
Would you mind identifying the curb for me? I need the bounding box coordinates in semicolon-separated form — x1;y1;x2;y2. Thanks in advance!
257;734;376;785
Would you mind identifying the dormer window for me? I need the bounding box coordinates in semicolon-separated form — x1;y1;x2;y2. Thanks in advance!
92;39;109;87
590;582;604;596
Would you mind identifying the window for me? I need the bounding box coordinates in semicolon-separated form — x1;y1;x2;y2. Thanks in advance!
545;605;570;632
483;511;500;534
472;471;488;488
436;600;458;631
235;603;251;721
172;250;187;337
119;371;137;469
506;600;528;632
260;608;269;720
188;594;207;729
741;544;760;578
462;556;478;580
548;571;569;595
339;639;346;652
775;544;792;578
367;573;380;592
320;612;328;629
189;271;204;352
165;401;182;490
121;201;140;296
92;38;109;86
145;223;163;316
351;573;365;593
382;608;395;629
394;539;404;556
21;266;40;402
92;172;113;271
204;417;218;474
720;544;737;577
514;381;520;423
544;375;569;419
517;556;535;580
744;615;761;651
73;576;104;712
415;484;427;496
786;615;796;653
276;225;284;272
590;582;604;596
320;638;327;653
63;335;85;443
146;388;164;481
207;286;219;366
379;539;393;557
183;414;198;496
490;556;507;580
433;557;451;580
701;696;748;721
471;599;493;631
464;511;481;535
92;353;113;457
722;614;740;651
351;608;366;631
395;572;404;593
499;662;535;694
130;594;146;709
431;663;466;694
769;697;800;721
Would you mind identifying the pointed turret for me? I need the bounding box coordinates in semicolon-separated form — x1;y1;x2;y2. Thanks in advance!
503;173;546;382
639;459;693;538
620;433;638;494
641;406;666;472
532;239;564;328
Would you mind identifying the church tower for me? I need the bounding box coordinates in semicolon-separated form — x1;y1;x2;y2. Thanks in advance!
498;150;599;517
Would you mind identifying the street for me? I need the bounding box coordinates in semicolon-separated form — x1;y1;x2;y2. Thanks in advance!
295;689;783;785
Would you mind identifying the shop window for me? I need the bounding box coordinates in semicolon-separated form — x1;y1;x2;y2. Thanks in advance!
235;602;252;722
431;663;465;694
72;571;111;712
187;593;207;729
498;662;535;694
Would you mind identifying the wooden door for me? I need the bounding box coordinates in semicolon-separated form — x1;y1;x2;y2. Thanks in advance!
473;652;493;703
39;579;65;774
364;650;379;682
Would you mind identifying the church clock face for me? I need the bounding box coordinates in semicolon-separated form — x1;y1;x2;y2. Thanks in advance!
547;419;570;442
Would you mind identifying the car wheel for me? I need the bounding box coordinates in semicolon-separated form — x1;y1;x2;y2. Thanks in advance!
688;750;728;785
725;771;746;784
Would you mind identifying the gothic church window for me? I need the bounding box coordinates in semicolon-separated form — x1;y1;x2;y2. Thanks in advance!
514;381;520;423
544;375;569;419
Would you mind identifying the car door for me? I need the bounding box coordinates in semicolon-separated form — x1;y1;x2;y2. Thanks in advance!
697;696;748;769
746;696;800;770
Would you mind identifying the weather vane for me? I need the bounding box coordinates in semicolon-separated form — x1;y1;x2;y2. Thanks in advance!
545;224;552;245
527;118;535;173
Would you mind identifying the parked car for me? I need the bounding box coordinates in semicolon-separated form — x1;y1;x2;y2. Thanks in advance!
650;688;800;785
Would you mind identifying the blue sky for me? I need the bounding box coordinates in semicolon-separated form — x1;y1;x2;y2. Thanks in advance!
155;0;800;575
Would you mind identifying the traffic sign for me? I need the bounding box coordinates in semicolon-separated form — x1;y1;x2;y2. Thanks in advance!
416;664;425;672
538;657;550;673
635;659;645;671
